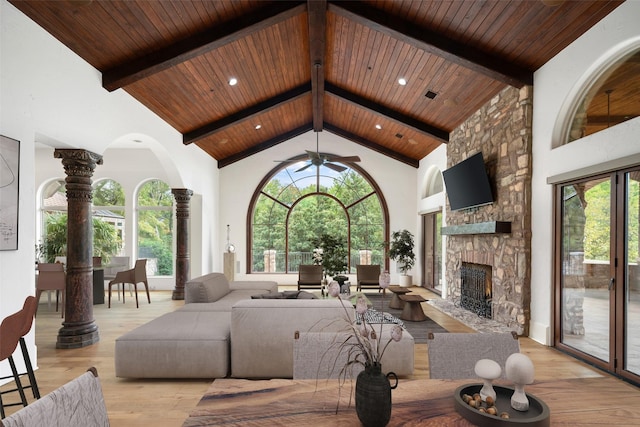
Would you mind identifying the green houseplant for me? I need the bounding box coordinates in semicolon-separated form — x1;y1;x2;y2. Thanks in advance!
387;229;415;287
313;233;348;284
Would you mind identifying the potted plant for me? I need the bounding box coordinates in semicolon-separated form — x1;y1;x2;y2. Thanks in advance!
387;229;415;287
313;233;348;285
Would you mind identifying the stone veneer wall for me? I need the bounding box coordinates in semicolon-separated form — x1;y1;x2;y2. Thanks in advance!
445;85;533;336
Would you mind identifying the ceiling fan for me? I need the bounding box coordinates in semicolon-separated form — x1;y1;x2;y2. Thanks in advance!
276;132;361;173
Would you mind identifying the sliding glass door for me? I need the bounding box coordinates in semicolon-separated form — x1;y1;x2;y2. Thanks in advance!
422;211;442;294
555;168;640;383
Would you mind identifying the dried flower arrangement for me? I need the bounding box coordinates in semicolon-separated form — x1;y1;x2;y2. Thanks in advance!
324;280;403;379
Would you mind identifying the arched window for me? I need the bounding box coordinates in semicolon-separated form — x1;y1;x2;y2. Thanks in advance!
566;48;640;144
92;179;126;256
136;179;173;276
423;165;444;198
249;157;389;273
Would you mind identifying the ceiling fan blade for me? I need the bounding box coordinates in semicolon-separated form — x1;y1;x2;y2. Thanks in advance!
295;163;314;173
325;155;361;162
324;162;347;173
305;150;321;161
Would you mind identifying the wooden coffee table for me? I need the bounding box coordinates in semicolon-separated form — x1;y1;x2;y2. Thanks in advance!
387;285;412;309
398;294;428;321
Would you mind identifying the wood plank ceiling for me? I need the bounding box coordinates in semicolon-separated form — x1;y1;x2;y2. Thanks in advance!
10;0;625;168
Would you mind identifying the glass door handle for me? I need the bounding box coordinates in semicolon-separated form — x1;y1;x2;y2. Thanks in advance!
609;277;615;291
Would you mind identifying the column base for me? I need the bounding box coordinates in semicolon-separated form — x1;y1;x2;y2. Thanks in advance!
56;322;100;349
172;289;184;300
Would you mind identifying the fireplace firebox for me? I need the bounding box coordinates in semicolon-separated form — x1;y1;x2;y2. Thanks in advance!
460;262;492;318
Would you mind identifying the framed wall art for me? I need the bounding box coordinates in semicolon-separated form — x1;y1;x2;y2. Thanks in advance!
0;135;20;250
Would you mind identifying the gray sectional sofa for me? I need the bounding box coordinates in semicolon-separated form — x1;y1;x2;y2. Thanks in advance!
114;272;414;379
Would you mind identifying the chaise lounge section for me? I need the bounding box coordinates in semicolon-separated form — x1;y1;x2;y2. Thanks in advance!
115;273;277;378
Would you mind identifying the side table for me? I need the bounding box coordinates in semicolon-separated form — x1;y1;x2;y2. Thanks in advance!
387;285;412;309
398;294;428;321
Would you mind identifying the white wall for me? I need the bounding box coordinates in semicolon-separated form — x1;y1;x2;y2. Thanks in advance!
0;0;218;380
417;144;447;295
219;130;418;286
530;1;640;345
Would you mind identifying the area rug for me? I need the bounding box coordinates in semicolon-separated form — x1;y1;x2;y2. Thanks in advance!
363;293;448;343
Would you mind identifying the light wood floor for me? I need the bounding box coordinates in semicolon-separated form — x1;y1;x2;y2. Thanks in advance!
2;286;607;426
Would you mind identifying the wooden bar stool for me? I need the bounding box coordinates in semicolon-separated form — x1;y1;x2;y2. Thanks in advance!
0;300;31;418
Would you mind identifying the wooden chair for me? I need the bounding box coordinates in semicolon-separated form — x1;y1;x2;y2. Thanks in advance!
297;265;324;291
426;331;520;379
35;263;66;318
107;259;151;308
0;367;109;427
356;264;382;293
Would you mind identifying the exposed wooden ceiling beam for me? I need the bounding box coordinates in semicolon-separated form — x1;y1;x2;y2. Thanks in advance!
102;1;306;91
217;124;312;168
325;82;449;143
183;83;311;145
308;0;327;132
329;1;533;88
324;124;419;168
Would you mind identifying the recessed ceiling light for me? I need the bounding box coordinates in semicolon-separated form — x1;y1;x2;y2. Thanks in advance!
375;124;382;130
219;138;229;145
408;138;418;145
255;124;261;130
398;78;407;86
229;78;238;86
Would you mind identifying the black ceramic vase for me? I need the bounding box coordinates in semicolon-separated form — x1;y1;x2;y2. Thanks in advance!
355;362;398;427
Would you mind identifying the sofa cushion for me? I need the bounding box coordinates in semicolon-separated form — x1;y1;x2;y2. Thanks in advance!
230;280;278;293
185;273;231;303
251;291;317;299
178;290;263;312
230;299;353;378
115;311;230;378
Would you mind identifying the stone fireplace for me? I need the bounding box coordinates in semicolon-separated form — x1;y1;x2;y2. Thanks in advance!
443;85;533;336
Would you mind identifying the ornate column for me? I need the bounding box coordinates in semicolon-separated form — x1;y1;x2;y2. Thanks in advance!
171;188;193;300
54;149;102;349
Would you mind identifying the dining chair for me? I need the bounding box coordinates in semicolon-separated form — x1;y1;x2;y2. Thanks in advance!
356;264;382;293
426;331;520;379
107;259;151;308
297;265;323;291
103;256;131;300
35;263;66;318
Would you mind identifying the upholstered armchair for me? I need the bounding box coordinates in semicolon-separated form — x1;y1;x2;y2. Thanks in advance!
356;264;382;293
297;265;323;291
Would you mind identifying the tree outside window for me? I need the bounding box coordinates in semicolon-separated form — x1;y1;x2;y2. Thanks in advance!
137;180;173;276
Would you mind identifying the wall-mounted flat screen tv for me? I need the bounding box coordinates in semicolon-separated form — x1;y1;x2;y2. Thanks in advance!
442;152;494;211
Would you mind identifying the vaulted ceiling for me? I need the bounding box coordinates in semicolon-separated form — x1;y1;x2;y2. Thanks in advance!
10;0;624;168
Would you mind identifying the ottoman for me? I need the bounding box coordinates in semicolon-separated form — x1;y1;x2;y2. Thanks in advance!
115;311;230;378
